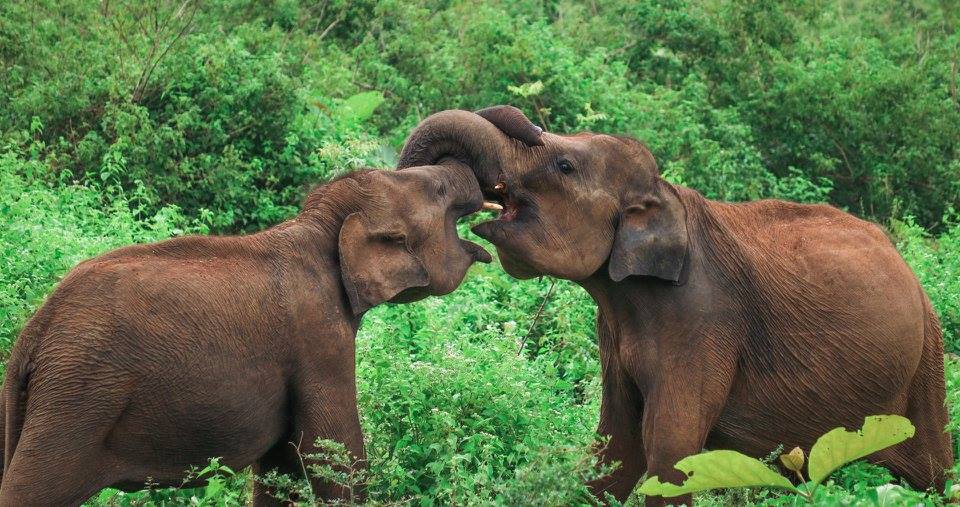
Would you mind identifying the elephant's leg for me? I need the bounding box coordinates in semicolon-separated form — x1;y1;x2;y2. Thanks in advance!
638;351;733;507
640;390;711;507
880;413;952;493
0;374;133;507
252;441;301;507
295;383;367;502
0;424;114;506
0;388;5;483
587;357;646;502
876;325;952;492
254;380;366;505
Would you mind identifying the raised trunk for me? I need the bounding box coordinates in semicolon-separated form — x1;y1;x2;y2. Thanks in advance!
397;109;514;187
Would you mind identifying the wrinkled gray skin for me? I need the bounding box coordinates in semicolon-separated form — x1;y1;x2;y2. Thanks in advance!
397;107;952;506
0;163;490;506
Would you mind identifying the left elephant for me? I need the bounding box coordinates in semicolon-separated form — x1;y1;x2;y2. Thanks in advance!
0;162;491;506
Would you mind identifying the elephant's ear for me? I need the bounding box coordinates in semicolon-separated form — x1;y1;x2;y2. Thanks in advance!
338;213;429;316
475;105;544;147
608;181;689;283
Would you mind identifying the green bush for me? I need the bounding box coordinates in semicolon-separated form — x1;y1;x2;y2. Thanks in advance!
5;0;955;230
309;0;958;227
356;250;603;504
0;1;384;232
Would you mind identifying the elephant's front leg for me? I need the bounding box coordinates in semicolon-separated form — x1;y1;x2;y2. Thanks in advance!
639;357;732;507
588;352;646;502
253;376;366;506
303;385;366;501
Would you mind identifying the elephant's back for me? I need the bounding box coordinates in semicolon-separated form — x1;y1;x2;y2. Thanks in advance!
11;241;294;411
704;198;926;342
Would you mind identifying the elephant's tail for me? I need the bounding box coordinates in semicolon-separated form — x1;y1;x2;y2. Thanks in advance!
2;305;45;478
2;348;31;478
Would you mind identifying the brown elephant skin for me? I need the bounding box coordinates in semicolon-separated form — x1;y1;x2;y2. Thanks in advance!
397;106;953;506
0;163;490;506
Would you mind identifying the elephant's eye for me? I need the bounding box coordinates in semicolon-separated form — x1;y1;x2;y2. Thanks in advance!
379;232;406;244
557;159;574;175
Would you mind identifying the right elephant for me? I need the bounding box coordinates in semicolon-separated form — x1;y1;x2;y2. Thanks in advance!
397;106;954;506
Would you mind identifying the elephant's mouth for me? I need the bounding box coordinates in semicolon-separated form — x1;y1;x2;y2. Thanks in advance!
460;238;493;263
476;190;528;246
475;184;542;279
482;197;520;221
481;182;524;222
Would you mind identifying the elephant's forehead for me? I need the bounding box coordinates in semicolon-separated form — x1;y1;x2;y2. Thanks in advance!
542;131;595;145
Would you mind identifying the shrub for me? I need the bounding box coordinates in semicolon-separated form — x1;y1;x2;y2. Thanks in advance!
356;250;604;504
0;1;384;232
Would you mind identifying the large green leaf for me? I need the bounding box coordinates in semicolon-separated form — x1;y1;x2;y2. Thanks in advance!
807;415;915;484
637;450;796;498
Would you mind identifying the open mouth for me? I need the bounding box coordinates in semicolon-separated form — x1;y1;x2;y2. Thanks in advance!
482;198;519;221
481;182;520;221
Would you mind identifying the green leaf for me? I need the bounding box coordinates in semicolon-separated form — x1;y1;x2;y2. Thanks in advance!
205;476;224;498
338;91;385;122
198;457;221;477
807;415;915;484
637;450;796;498
874;484;910;507
507;81;544;98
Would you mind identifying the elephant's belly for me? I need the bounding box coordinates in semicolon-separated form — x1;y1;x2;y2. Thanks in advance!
104;368;289;487
705;358;912;457
701;303;925;455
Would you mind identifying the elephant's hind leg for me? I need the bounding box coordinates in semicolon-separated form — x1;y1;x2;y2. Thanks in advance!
0;424;116;507
877;395;952;492
877;315;953;492
0;381;130;507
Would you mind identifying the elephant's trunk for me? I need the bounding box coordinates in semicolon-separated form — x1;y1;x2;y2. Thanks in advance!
397;109;514;187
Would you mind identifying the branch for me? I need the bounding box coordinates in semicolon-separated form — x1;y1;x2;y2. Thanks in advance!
517;278;558;355
133;0;198;102
317;15;343;40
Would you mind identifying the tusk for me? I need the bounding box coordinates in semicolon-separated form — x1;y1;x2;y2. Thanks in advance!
482;201;504;211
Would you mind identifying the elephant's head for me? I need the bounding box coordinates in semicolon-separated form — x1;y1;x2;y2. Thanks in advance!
396;106;687;283
332;163;492;315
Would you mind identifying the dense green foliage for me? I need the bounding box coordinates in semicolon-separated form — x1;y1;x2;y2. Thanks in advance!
4;0;957;231
1;0;958;505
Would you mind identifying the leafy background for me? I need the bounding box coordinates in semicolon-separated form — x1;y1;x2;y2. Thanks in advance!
1;0;958;505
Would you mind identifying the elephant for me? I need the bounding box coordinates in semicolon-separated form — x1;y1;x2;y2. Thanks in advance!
397;106;953;506
0;162;491;506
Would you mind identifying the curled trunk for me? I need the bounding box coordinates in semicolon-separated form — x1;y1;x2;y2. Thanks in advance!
397;109;513;186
